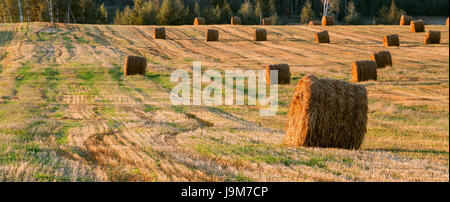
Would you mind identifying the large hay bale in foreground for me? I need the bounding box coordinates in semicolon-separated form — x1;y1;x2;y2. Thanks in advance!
265;64;291;85
263;18;273;25
231;16;241;25
205;29;219;42
322;16;334;26
352;60;377;82
410;20;425;33
383;34;400;47
124;56;147;76
425;31;441;44
284;75;368;149
315;30;330;43
194;17;206;25
254;29;267;41
153;27;166;39
308;20;321;26
371;51;392;68
400;15;412;25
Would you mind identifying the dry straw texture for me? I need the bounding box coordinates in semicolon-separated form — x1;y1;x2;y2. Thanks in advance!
322;16;334;26
410;20;425;33
425;31;441;44
371;51;392;68
352;60;377;82
315;30;330;43
308;20;321;26
153;27;166;39
400;15;412;25
194;17;206;25
231;16;241;25
205;29;219;42
263;18;274;25
265;64;291;85
284;75;368;150
124;56;147;76
383;34;400;46
254;29;267;41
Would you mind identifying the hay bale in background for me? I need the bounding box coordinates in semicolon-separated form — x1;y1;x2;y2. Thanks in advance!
124;56;147;76
308;20;321;26
205;29;219;42
371;51;392;68
265;64;291;85
254;29;267;41
284;75;368;150
400;15;412;25
425;31;441;44
194;17;206;25
231;16;241;25
153;27;166;39
447;17;449;26
352;60;377;82
315;30;330;43
263;18;273;25
383;34;400;46
322;16;334;26
410;20;425;32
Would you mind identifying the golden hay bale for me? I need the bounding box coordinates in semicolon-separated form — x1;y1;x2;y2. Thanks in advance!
383;34;400;47
322;16;334;26
153;27;166;39
194;17;206;25
263;18;273;25
352;60;377;82
400;15;412;25
124;56;147;76
284;75;368;149
371;51;392;68
447;17;449;26
265;64;291;85
231;16;241;25
205;29;219;42
315;30;330;43
308;20;321;25
425;31;441;44
410;20;425;33
254;29;267;41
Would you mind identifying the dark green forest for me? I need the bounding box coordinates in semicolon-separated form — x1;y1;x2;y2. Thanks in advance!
0;0;448;25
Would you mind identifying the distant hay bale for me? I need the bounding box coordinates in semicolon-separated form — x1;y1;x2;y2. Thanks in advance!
424;31;441;44
371;51;392;68
410;20;425;33
254;29;267;41
124;56;147;76
400;15;412;25
308;20;321;25
231;16;241;25
194;17;206;25
383;34;400;47
265;64;291;85
205;29;219;42
153;27;166;39
315;30;330;43
447;17;449;26
263;18;273;25
284;75;368;150
321;16;334;26
352;60;377;82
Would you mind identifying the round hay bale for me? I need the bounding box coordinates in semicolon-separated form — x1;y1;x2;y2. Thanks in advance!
153;27;166;39
284;75;368;150
352;60;377;82
446;17;449;26
371;51;392;68
400;15;412;25
124;56;147;76
410;20;425;33
425;30;441;44
308;20;321;26
315;30;330;43
231;16;241;25
383;34;400;47
194;17;206;25
265;64;291;85
263;18;273;25
205;29;219;42
254;29;267;41
321;16;334;26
